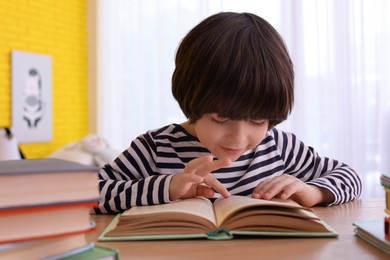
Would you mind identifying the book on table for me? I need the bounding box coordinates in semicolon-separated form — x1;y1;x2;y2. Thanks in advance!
60;244;119;260
0;200;97;244
0;158;119;258
99;195;338;241
353;220;390;256
0;158;100;244
0;158;99;209
0;233;119;260
0;233;90;260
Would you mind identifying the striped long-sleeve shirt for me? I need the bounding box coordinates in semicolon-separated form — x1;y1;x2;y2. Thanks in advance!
95;124;362;214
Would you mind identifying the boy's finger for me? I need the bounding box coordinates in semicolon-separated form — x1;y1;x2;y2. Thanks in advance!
204;175;230;198
182;172;204;184
184;155;213;173
196;185;215;198
195;158;231;177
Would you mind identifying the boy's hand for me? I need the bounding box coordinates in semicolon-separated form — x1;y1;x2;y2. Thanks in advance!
169;155;231;201
251;174;334;207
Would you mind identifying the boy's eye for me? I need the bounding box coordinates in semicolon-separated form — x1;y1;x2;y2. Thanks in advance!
210;115;229;124
249;120;266;126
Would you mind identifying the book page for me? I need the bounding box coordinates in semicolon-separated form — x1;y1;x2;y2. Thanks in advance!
122;197;215;222
106;197;218;236
213;195;315;227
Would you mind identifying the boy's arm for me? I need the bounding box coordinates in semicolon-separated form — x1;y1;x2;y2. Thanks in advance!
252;174;335;207
93;137;172;214
94;172;174;214
302;162;361;206
272;129;362;206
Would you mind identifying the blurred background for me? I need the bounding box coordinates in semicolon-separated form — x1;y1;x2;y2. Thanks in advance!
1;1;385;198
92;0;390;198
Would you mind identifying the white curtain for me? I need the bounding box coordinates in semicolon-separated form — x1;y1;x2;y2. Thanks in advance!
94;0;390;198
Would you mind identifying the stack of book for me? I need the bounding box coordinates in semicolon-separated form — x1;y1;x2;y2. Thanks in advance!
0;158;118;259
352;172;390;256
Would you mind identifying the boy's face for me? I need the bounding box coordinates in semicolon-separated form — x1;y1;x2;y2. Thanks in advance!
189;114;269;162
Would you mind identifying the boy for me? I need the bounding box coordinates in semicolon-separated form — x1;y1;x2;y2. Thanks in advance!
95;12;361;214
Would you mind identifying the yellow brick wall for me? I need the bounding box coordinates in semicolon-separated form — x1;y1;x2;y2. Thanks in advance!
0;0;89;158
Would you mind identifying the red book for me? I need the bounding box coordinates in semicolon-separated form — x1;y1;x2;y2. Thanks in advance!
0;201;97;244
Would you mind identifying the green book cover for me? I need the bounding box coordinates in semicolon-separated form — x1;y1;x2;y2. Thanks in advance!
381;172;390;188
59;244;119;260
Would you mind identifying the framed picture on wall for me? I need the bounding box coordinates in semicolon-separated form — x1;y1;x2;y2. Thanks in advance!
11;50;52;143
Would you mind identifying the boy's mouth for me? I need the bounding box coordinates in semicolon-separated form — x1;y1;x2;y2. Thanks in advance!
220;146;242;156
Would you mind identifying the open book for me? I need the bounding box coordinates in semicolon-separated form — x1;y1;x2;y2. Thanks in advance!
99;196;338;240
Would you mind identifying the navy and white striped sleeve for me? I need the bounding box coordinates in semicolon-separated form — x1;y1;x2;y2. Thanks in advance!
94;134;173;214
272;128;362;206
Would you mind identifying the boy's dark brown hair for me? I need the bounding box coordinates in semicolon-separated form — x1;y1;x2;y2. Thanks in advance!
172;12;294;128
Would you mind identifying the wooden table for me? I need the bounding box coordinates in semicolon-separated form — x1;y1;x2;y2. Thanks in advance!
87;199;388;259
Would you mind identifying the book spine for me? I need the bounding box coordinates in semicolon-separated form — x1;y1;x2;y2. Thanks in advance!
0;221;96;244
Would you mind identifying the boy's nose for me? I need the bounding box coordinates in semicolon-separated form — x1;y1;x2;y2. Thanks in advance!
225;122;246;145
